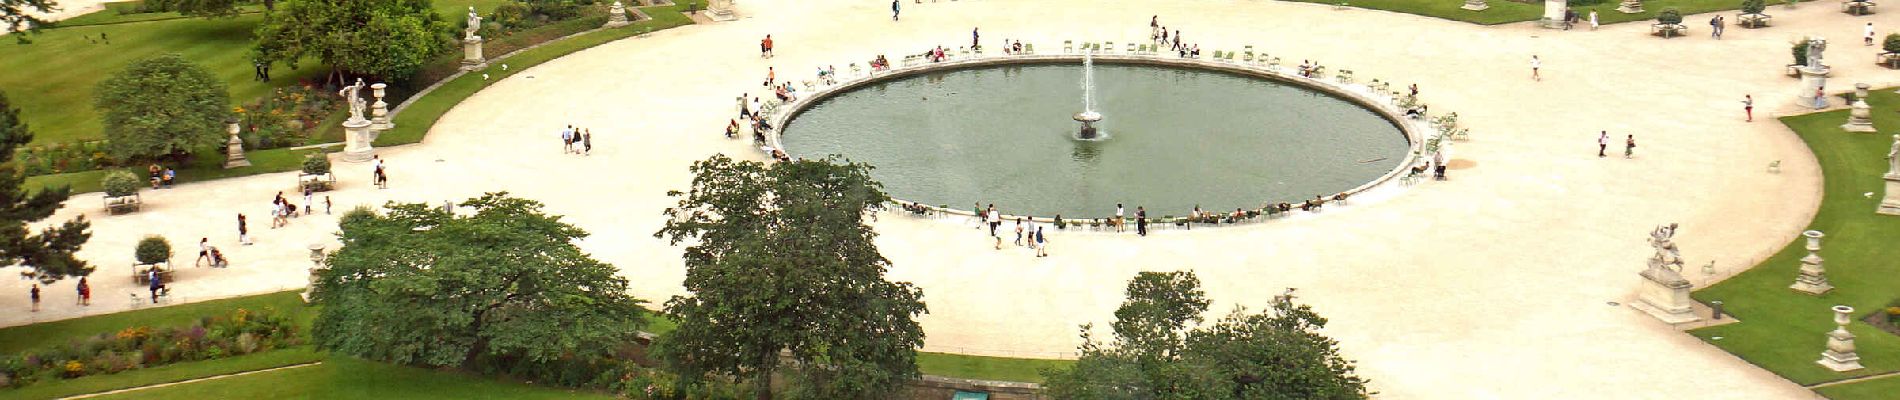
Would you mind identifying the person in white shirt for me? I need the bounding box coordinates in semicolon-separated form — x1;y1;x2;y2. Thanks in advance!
1115;204;1125;232
1531;55;1542;81
1867;22;1877;46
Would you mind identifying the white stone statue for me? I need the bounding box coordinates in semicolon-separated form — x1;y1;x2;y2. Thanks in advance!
1888;134;1900;176
1648;223;1684;272
339;78;367;122
1807;37;1828;69
465;6;482;40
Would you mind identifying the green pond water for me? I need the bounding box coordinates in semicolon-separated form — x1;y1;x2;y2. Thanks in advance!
780;62;1409;218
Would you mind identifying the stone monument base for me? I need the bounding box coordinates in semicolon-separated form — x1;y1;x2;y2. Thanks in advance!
1879;175;1900;215
1797;66;1831;109
341;119;376;162
1790;277;1834;295
1616;4;1643;13
1461;0;1489;11
461;37;487;71
1634;268;1701;325
1843;120;1875;132
1819;350;1865;371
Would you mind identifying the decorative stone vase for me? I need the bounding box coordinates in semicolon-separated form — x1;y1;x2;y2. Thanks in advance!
605;1;631;27
370;83;393;131
1817;305;1864;371
1461;0;1490;11
1843;84;1875;132
1618;0;1645;13
1790;230;1833;294
223;119;250;169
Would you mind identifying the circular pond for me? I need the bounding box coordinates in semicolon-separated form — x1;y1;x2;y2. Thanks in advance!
779;60;1412;218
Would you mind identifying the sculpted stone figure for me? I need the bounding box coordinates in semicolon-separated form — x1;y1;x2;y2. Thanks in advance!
465;6;482;39
339;78;367;122
1807;37;1827;68
1888;134;1899;176
1647;223;1683;272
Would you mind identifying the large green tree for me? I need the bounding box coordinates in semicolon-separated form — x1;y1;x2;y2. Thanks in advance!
310;193;647;369
93;54;231;163
252;0;450;80
655;155;927;400
1044;271;1371;400
0;90;92;282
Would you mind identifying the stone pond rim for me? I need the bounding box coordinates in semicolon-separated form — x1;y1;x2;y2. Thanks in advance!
770;54;1427;221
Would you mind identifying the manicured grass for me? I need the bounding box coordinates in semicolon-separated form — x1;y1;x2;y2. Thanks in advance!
916;352;1071;383
0;291;310;355
1817;374;1900;399
84;356;617;400
0;0;514;146
380;3;697;146
1283;0;1809;25
22;146;326;195
1688;89;1900;391
0;346;325;400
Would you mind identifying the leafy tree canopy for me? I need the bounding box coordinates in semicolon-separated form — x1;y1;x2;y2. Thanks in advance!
253;0;451;80
0;89;91;282
311;192;647;369
93;53;231;163
655;155;927;400
1044;271;1372;400
175;0;242;19
1;0;55;41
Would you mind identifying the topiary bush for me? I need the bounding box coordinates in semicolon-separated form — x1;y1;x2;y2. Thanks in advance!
135;236;170;265
1885;33;1900;54
102;170;140;198
1793;41;1808;65
1742;0;1767;14
339;205;378;228
1658;9;1683;25
301;153;331;175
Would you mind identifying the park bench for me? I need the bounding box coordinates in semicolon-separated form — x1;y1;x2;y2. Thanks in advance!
1842;0;1876;15
299;172;336;192
1650;23;1686;38
104;194;141;215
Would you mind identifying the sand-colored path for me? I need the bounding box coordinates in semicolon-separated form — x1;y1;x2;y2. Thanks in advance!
16;0;1900;397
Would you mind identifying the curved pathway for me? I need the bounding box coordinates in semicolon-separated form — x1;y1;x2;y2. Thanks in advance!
20;0;1900;397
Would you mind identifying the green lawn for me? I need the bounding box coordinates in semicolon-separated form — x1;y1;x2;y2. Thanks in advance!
0;0;514;146
1817;375;1900;399
0;290;310;355
1284;0;1810;25
1688;89;1900;392
22;146;325;195
0;346;325;400
916;352;1071;383
81;356;616;400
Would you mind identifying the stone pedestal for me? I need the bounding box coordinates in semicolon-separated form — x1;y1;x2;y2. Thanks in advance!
223;121;250;169
369;83;392;131
461;36;486;71
605;1;630;27
1617;0;1644;13
1818;305;1865;371
1879;171;1900;215
341;118;376;162
707;0;738;21
1797;66;1831;109
1461;0;1490;11
1634;266;1701;324
1843;83;1875;132
1790;230;1833;295
1539;0;1568;28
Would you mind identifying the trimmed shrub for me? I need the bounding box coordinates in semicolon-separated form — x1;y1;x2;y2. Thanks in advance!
1793;41;1808;66
135;235;170;265
102;170;141;197
1658;9;1683;25
1742;0;1766;14
1885;33;1900;54
302;153;331;175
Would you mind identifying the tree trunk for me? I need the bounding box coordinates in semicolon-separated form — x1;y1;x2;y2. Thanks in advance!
754;358;774;400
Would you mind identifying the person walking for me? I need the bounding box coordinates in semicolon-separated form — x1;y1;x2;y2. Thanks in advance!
1624;135;1636;159
302;187;314;215
1589;10;1599;30
986;204;1001;237
561;125;574;153
1531;55;1542;81
29;284;40;312
325;196;332;214
196;237;212;266
76;277;89;306
1867;23;1877;46
238;213;251;245
892;0;900;20
1035;226;1048;257
1013;218;1025;246
1136;206;1148;237
147;270;162;303
1710;16;1723;39
972;27;981;49
761;35;773;58
1743;95;1754;122
582;129;593;156
1598;131;1609;158
1816;86;1828;109
764;66;775;87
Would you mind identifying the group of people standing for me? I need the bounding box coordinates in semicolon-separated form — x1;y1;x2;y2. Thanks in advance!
560;125;594;155
1150;16;1200;58
1598;131;1636;159
25;277;89;312
976;204;1050;257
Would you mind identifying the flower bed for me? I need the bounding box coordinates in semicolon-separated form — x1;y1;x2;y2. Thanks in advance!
0;308;300;389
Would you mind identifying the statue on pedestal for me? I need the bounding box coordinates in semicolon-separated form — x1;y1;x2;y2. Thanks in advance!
1807;37;1828;69
1888;135;1899;177
1633;223;1700;324
465;6;482;40
1881;135;1900;215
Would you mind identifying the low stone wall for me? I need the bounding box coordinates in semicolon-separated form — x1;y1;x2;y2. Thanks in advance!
903;375;1043;400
